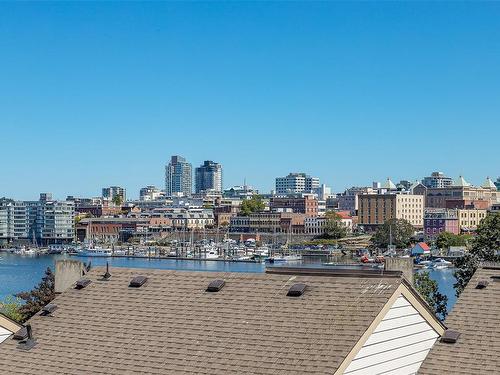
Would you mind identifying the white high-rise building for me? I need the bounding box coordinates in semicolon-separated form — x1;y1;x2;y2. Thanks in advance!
275;173;320;195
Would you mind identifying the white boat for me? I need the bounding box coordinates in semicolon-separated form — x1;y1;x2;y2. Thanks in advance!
14;246;38;256
265;254;302;263
432;258;453;269
76;247;113;257
203;249;219;259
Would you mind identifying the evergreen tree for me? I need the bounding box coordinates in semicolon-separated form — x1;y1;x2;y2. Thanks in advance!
16;267;55;323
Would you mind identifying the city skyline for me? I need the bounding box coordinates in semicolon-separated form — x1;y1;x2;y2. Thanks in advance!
1;2;500;199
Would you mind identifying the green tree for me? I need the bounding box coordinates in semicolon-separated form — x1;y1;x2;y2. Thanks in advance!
0;296;24;323
112;194;123;206
239;196;265;216
414;271;448;321
16;267;55;323
454;213;500;296
317;211;348;239
371;218;414;249
435;232;469;250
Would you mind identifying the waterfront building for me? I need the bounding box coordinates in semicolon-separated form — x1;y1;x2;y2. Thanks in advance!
304;212;353;236
423;209;459;238
425;176;499;209
102;186;126;203
165;155;192;197
0;264;446;374
420;265;500;374
358;193;424;230
0;194;74;245
195;160;222;195
275;173;319;195
269;195;318;217
457;208;488;232
139;185;164;201
77;217;153;243
230;212;306;234
422;171;453;189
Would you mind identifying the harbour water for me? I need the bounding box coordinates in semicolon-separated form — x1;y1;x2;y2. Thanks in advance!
0;253;458;312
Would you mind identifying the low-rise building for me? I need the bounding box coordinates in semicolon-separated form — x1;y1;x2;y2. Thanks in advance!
304;212;353;236
424;209;459;238
230;212;306;234
270;195;318;217
457;208;488;232
358;193;424;230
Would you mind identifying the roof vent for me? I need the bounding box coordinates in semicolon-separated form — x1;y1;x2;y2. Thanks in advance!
441;330;461;344
40;304;57;316
476;280;489;289
287;283;306;297
16;324;37;351
206;279;225;292
75;278;91;290
129;276;148;288
13;327;28;341
101;262;111;281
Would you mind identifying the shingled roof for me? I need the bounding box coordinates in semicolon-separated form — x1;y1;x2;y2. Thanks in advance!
0;267;428;374
419;265;500;374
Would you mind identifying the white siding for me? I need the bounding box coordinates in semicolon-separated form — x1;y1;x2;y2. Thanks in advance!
0;326;13;344
343;295;439;375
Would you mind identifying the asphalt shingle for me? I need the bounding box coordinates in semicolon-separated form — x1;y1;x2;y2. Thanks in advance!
0;267;403;375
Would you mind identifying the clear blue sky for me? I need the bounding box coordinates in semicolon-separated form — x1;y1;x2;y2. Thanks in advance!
1;2;499;200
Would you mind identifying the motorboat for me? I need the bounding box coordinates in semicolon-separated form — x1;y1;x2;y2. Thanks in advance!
76;247;113;257
432;258;453;269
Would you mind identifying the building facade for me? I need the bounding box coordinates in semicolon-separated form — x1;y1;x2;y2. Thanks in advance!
358;193;424;229
270;195;318;217
195;160;223;194
139;186;164;201
425;178;499;209
423;209;459;238
102;186;126;203
0;194;75;245
275;173;320;195
422;172;453;189
457;209;488;232
165;155;192;197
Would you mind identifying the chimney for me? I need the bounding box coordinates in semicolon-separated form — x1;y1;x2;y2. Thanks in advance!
55;260;85;293
384;257;414;285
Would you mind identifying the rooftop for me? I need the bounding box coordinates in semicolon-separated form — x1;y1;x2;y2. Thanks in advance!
419;265;500;374
0;267;409;374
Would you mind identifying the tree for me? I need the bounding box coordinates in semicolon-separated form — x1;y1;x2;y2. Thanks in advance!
239;196;265;216
414;271;448;321
435;232;470;250
371;219;414;249
317;211;348;239
454;213;500;296
16;267;55;323
112;194;123;206
0;296;24;323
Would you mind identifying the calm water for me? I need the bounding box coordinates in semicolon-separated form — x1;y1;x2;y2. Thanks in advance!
0;253;458;312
